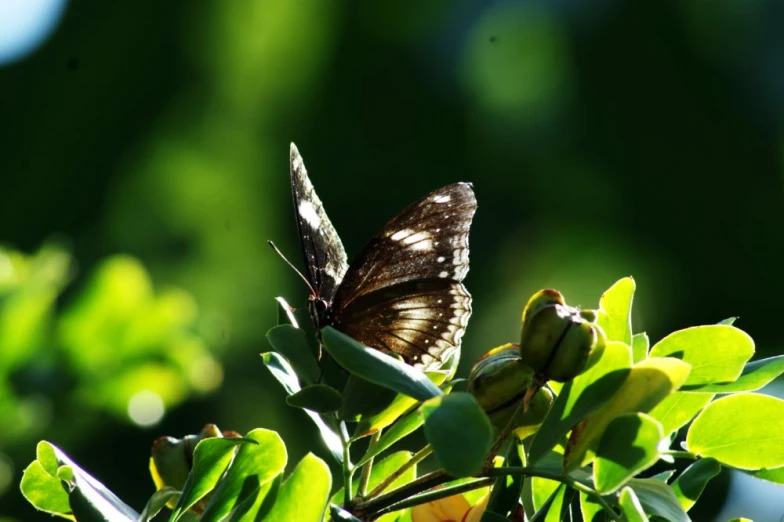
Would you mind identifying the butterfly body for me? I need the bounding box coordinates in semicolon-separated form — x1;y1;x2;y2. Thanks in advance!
289;143;476;370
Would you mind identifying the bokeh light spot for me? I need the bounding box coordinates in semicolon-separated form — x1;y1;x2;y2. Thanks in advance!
0;452;13;496
0;0;69;67
128;390;165;427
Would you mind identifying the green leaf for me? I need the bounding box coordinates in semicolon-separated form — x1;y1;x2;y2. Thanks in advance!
682;355;784;393
745;466;784;484
648;392;714;436
200;429;287;522
597;277;635;346
169;437;247;520
139;487;180;522
286;384;343;413
626;478;688;522
275;296;299;328
330;504;364;521
530;478;562;517
264;453;332;522
333;451;417;506
528;341;632;466
421;393;493;477
594;413;663;494
686;393;784;469
579;492;607;522
564;357;690;471
485;441;524;518
341;375;397;421
20;441;139;522
322;327;442;401
632;333;649;364
355;414;420;467
648;325;754;386
261;352;343;464
670;458;721;511
20;460;72;518
353;371;449;441
718;317;737;326
266;325;320;384
618;487;649;522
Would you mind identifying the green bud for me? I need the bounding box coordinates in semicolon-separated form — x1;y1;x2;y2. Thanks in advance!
467;345;534;415
150;424;239;512
520;293;604;383
512;387;554;439
521;289;565;327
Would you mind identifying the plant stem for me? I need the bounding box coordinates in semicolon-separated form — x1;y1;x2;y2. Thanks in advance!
366;445;432;499
663;450;697;460
488;467;621;520
371;477;495;519
340;421;353;508
354;469;448;516
358;431;381;498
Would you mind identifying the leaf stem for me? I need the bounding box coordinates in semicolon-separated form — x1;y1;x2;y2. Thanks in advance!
340;421;353;508
358;431;382;498
488;467;621;520
366;445;432;499
372;477;495;519
662;450;697;460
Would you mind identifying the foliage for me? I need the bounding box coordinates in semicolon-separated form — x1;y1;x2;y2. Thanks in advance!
19;276;784;521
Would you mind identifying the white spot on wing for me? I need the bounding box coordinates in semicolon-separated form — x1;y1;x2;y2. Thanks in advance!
437;256;445;263
433;195;451;204
390;229;412;241
298;200;321;229
439;271;448;278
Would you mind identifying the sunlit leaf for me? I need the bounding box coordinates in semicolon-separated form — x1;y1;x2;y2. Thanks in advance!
687;393;784;469
626;478;688;522
618;487;648;522
631;333;649;364
596;277;635;346
528;341;632;466
564;357;690;471
670;458;720;511
200;429;286;521
264;453;332;522
648;392;713;436
648;325;754;386
682;355;784;393
169;437;247;520
594;413;663;494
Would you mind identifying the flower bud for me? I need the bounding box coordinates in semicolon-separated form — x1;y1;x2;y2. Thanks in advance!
467;345;534;415
467;345;551;434
521;289;565;328
150;424;240;512
520;292;604;383
512;387;554;439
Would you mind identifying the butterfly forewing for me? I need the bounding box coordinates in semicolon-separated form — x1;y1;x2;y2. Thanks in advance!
290;143;348;301
331;183;477;368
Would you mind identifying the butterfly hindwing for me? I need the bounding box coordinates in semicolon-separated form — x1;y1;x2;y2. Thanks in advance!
331;183;477;368
290;143;348;301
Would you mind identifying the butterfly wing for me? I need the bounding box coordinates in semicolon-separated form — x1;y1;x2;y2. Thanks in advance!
290;143;348;301
331;183;476;369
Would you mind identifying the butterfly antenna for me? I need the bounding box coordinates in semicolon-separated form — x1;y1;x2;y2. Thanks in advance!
268;240;316;295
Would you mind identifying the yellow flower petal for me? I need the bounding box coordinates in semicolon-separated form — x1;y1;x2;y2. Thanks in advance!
411;493;471;522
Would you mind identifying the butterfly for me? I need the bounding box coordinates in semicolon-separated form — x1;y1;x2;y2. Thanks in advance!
287;143;476;370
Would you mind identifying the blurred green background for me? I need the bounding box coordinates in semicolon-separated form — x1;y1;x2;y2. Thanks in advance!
2;0;784;520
